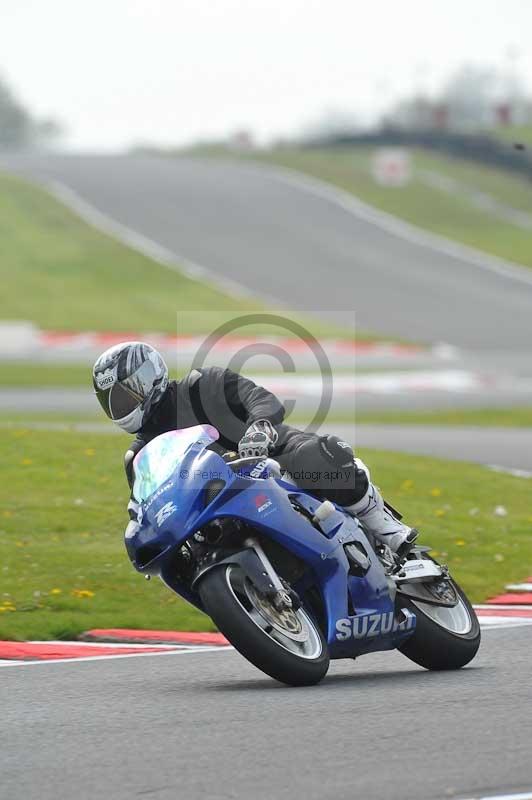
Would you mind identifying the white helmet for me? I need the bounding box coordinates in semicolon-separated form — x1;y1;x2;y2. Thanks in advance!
93;342;169;433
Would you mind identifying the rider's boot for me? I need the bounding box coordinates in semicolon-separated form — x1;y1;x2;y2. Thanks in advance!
345;482;418;558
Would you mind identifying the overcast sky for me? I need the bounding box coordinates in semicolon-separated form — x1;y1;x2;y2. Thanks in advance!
1;0;531;150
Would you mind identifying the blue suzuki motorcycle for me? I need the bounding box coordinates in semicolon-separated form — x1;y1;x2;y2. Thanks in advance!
127;425;480;686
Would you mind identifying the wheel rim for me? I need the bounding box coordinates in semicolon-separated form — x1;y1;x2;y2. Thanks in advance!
411;587;473;635
225;565;323;660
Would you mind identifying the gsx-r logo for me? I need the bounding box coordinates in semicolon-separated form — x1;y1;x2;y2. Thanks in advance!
335;609;416;640
154;501;177;528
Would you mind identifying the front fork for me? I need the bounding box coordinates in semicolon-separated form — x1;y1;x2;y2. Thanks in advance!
192;536;297;612
243;537;295;611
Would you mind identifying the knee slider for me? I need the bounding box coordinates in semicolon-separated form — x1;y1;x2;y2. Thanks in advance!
318;438;370;504
318;436;368;506
319;435;354;469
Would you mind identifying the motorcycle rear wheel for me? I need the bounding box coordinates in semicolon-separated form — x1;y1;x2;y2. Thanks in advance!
398;580;481;670
199;564;330;686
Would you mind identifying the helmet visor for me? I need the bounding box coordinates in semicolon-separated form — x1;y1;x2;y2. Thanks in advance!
95;360;161;422
109;383;143;420
96;382;142;421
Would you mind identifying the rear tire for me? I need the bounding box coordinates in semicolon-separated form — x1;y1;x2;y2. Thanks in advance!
398;581;481;670
199;564;330;686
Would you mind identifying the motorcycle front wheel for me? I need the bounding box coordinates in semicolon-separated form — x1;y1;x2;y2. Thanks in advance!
198;564;330;686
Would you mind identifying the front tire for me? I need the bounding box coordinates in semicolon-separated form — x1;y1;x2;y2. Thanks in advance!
199;564;330;686
398;581;481;670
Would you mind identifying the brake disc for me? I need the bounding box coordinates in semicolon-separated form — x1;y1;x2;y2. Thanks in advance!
245;581;310;643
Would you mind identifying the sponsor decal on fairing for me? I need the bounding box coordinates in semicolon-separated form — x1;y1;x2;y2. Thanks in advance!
254;492;274;515
144;480;175;510
335;609;416;640
249;459;268;478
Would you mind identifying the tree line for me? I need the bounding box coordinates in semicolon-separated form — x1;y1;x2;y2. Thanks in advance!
0;75;61;149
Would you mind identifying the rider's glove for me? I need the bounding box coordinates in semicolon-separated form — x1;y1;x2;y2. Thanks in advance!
238;419;278;459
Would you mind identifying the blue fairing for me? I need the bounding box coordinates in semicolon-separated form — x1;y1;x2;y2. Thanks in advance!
126;428;415;659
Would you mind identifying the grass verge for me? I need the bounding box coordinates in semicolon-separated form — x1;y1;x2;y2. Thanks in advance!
493;125;532;149
0;174;265;333
1;427;530;640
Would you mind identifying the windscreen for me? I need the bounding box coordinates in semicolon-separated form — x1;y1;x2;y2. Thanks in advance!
132;425;219;502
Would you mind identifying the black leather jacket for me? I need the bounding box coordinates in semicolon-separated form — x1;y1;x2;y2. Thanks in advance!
125;366;296;486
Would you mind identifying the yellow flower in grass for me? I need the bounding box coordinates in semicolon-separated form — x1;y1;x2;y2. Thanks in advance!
434;509;446;517
21;458;33;466
430;488;442;497
84;448;96;457
455;539;466;547
401;479;414;491
50;588;62;595
71;589;95;599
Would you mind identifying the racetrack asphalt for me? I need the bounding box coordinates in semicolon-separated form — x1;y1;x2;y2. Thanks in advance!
2;626;531;800
335;424;532;473
3;152;532;352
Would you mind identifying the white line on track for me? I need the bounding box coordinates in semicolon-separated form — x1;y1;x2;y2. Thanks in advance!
29;640;202;649
475;604;532;610
488;465;532;479
244;160;532;288
505;584;532;591
47;180;284;310
0;645;234;668
478;619;532;629
457;791;532;800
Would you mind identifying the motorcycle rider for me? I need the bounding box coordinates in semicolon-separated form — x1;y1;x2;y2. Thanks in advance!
93;341;417;555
